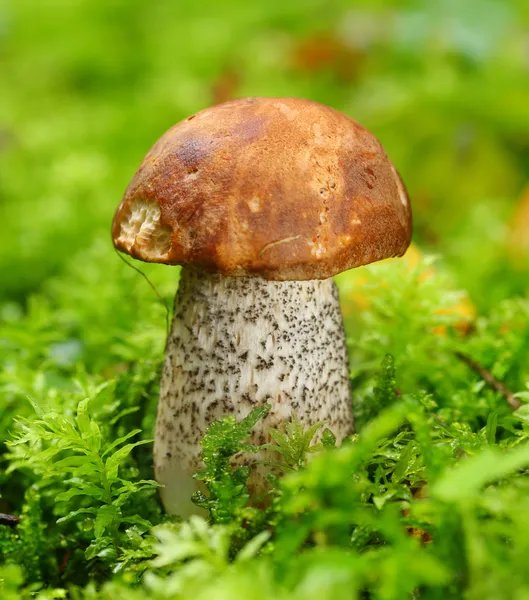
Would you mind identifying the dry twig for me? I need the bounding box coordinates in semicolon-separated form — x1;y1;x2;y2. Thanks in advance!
455;351;521;410
0;513;20;527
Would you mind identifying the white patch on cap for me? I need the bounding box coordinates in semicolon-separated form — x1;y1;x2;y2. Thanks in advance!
275;102;297;119
247;196;261;213
308;239;327;257
391;164;409;208
117;198;171;259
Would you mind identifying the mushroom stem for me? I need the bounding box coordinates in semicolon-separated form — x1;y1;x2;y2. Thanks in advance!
154;268;353;516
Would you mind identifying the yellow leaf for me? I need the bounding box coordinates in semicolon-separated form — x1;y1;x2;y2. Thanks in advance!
336;244;475;335
507;182;529;265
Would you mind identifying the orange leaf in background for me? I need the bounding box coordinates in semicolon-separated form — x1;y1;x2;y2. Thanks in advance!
507;182;529;265
400;243;435;280
211;67;241;105
432;297;475;336
291;33;363;82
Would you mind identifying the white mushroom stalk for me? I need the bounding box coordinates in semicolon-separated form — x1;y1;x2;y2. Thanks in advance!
154;268;352;516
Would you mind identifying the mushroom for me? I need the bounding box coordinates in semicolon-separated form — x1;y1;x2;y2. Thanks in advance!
112;97;412;516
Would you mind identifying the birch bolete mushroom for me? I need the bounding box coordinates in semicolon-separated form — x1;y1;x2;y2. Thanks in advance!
112;97;412;516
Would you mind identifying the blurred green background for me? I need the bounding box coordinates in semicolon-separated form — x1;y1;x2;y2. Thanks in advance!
1;0;529;311
2;5;529;594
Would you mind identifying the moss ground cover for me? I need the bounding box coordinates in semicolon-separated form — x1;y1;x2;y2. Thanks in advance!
1;1;529;598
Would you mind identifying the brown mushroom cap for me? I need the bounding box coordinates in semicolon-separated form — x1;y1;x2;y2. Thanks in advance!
112;97;412;280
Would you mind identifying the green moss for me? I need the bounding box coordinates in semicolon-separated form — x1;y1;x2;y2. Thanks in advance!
2;0;529;598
